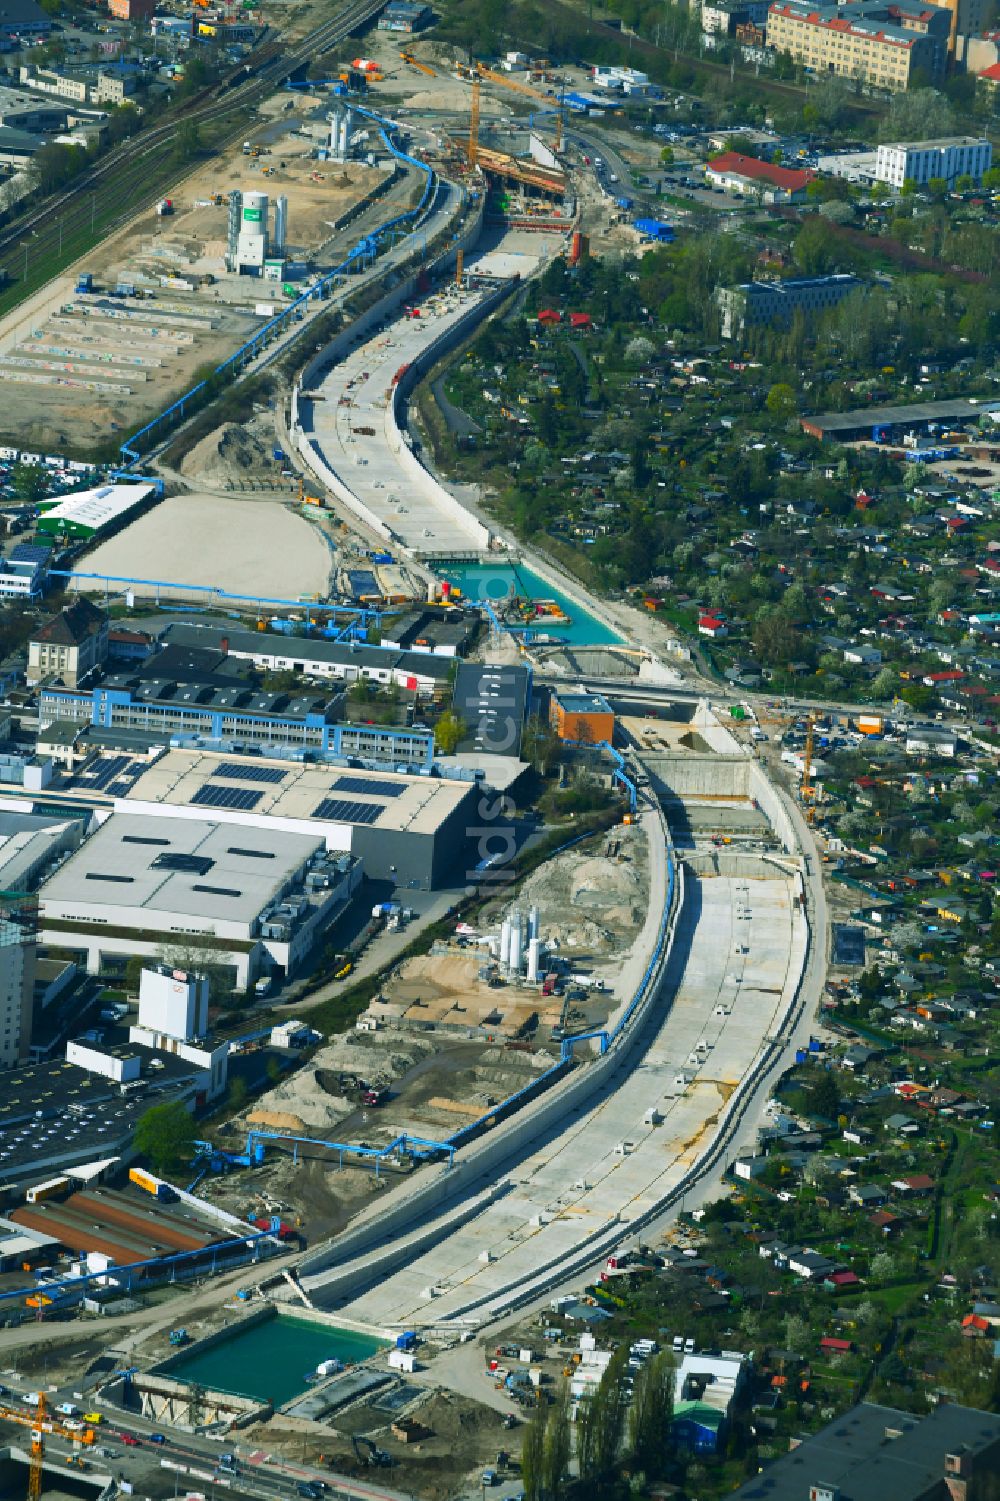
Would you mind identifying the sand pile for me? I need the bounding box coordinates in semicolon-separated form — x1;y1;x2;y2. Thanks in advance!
180;417;277;490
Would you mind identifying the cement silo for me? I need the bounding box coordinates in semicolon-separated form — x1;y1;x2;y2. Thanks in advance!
499;917;512;969
273;194;288;256
235;191;269;273
509;910;523;974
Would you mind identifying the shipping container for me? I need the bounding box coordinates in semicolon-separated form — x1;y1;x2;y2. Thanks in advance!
129;1166;158;1196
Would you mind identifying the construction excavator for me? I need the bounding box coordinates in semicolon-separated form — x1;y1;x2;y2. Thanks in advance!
351;1435;392;1467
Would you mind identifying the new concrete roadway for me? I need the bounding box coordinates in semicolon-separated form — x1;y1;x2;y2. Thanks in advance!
292;229;563;555
295;773;809;1334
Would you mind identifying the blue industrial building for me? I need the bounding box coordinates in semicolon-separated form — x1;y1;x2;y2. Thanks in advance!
634;217;675;242
38;677;435;769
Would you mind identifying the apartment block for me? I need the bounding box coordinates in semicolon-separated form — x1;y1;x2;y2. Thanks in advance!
767;0;951;89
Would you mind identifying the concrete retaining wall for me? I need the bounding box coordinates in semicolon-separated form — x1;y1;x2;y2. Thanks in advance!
748;761;798;853
290;190;488;544
385;279;519;553
684;850;802;880
300;1177;514;1306
296;433;396;542
155;1303;273;1375
298;187;485;393
646;754;751;801
458;865;811;1326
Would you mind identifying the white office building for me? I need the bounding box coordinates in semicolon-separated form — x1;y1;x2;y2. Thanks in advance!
875;136;992;189
136;964;209;1041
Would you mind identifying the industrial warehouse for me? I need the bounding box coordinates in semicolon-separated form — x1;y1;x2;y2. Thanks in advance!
39;811;363;989
35;481;161;542
11;1184;238;1269
119;750;478;887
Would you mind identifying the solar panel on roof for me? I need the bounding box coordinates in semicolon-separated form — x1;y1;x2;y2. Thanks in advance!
210;761;287;784
313;797;382;825
332;776;403;798
191;785;263;812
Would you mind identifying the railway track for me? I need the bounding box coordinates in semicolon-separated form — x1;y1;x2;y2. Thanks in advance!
0;0;386;295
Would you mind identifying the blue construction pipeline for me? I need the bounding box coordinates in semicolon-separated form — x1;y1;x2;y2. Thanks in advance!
119;107;439;465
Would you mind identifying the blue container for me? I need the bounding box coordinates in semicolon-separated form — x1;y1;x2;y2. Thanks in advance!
795;1048;808;1065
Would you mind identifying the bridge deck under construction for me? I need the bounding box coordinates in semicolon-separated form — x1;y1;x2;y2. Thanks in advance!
457;142;567;195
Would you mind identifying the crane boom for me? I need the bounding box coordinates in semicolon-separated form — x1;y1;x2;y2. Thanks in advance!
802;713;816;823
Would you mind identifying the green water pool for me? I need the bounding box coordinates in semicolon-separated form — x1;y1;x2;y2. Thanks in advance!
433;560;622;647
168;1315;387;1405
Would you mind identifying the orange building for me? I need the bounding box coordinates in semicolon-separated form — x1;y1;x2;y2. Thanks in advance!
108;0;156;21
550;691;614;744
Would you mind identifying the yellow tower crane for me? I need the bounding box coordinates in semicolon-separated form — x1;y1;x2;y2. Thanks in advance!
801;713;816;823
27;1392;46;1501
468;75;480;166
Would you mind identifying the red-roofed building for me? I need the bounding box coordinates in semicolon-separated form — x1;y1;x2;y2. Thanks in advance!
537;308;562;325
824;1270;861;1291
568;312;592;329
978;61;1000;97
705;151;815;203
892;1173;936;1196
698;613;728;638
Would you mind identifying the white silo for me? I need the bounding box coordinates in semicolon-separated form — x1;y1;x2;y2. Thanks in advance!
526;937;541;984
273;195;288;256
236;190;269;273
499;917;512;969
528;906;540;943
509;910;524;973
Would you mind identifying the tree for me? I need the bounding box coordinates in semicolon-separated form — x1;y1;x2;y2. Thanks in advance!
228;1075;249;1113
523;1385;569;1501
810;1069;841;1119
521;1399;546;1501
784;1312;810;1354
871;665;897;699
541;1381;571;1499
628;1351;674;1480
522;714;562;775
870;1250;895;1282
577;1345;629;1486
134;1101;196;1173
11;462;48;502
434;711;466;755
766;383;797;419
659;146;674;165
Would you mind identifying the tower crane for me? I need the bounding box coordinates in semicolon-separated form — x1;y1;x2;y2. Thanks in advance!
27;1393;44;1501
468;74;480;166
801;713;816;823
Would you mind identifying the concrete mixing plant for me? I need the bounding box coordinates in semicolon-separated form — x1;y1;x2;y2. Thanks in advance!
226;190;288;274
